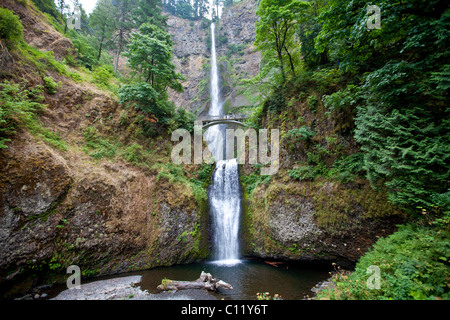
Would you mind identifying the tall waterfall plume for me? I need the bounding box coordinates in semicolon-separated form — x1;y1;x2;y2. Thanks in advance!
206;23;241;266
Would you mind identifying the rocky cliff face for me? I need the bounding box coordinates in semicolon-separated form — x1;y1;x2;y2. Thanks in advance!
166;14;209;114
166;0;261;115
0;129;208;293
216;0;260;112
243;179;405;266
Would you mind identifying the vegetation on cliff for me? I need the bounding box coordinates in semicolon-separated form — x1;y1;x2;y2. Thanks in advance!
0;0;210;297
0;0;448;301
241;0;449;299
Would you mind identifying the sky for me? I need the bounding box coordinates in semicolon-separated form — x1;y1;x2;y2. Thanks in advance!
75;0;96;14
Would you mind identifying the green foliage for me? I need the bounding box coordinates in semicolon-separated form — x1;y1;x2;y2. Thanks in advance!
20;42;68;76
196;163;213;184
0;8;23;46
306;95;318;113
329;153;365;183
0;81;42;148
255;0;309;82
125;23;183;93
227;43;246;57
68;71;82;82
82;126;117;159
155;162;208;206
284;126;315;142
322;84;362;112
119;22;193;134
92;65;114;88
315;0;450;214
263;87;286;113
289;166;315;181
165;0;209;20
296;0;328;69
89;0;117;61
240;166;272;195
68;31;98;70
0;80;66;150
317;224;450;300
42;76;61;94
30;0;61;20
121;142;146;164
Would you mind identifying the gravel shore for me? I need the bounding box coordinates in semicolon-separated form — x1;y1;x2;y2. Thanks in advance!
51;275;217;300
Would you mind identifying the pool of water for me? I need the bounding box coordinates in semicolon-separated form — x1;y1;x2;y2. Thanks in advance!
135;259;331;300
44;259;331;300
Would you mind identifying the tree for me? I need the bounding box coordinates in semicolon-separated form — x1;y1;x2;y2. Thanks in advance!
133;0;166;26
296;0;328;69
193;0;209;19
125;23;183;93
119;23;185;130
111;0;135;74
89;0;117;61
31;0;61;20
255;0;308;82
317;0;450;213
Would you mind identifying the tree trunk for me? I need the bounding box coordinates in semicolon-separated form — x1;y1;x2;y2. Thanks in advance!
114;30;123;74
277;49;286;82
284;45;296;77
157;271;233;292
97;37;104;61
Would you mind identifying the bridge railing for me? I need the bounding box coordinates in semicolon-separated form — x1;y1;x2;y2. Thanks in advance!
198;114;248;122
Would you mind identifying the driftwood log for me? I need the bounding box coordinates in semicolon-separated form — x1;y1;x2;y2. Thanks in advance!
157;271;233;292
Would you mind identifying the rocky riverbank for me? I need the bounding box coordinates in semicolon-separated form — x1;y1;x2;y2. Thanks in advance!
48;276;216;300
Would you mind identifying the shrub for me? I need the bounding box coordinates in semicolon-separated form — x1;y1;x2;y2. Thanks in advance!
82;126;117;159
307;95;318;113
317;224;450;300
30;0;60;20
329;152;365;183
69;71;82;82
20;43;68;75
0;81;42;148
284;126;315;142
263;89;286;113
0;80;66;150
0;8;23;47
289;166;316;181
240;168;272;195
92;65;114;88
42;76;61;94
121;143;146;165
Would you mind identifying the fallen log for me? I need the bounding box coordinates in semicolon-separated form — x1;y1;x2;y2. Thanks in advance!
157;271;233;292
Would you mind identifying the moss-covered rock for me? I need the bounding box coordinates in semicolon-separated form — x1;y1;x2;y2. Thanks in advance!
243;177;405;265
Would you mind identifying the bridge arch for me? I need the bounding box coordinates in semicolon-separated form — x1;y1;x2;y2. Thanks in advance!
202;120;248;129
198;113;249;129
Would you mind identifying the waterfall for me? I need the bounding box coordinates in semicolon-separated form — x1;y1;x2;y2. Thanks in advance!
206;23;241;266
204;22;224;161
210;159;241;265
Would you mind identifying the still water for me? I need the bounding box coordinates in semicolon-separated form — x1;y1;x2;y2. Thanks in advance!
44;259;330;300
135;259;330;300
